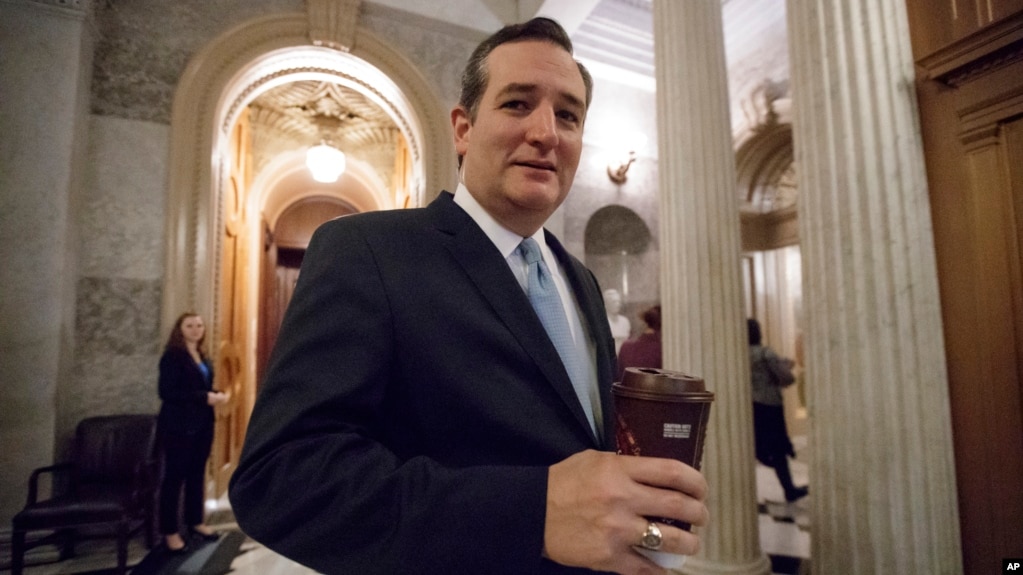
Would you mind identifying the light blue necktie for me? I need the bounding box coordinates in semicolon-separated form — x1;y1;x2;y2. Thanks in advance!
518;237;596;434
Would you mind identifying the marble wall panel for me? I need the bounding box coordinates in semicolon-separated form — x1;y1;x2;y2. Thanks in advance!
76;277;162;357
361;4;482;109
81;115;169;279
63;276;162;449
57;114;169;449
91;0;302;123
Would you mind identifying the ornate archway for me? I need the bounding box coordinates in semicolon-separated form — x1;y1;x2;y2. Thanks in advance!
162;11;455;336
161;9;456;495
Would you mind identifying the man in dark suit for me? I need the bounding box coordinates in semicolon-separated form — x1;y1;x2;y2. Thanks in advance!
229;17;708;575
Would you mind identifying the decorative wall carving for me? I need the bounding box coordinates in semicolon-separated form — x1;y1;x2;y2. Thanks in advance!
307;0;361;52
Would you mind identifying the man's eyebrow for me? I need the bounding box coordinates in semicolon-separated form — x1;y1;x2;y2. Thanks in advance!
496;82;585;111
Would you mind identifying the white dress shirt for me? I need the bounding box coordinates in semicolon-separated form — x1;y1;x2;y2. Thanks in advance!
453;184;602;435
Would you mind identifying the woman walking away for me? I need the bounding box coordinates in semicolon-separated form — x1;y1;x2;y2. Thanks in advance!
748;318;808;502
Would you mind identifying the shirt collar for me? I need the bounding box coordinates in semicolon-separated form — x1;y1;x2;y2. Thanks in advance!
453;183;547;259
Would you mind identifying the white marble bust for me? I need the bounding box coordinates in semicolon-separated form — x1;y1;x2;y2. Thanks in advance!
603;289;632;354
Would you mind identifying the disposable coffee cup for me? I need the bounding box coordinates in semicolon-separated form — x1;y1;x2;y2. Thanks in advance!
612;367;714;570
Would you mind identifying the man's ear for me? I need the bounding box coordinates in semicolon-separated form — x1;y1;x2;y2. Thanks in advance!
451;106;471;156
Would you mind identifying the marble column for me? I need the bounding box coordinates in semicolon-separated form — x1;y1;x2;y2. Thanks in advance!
0;0;94;525
653;2;770;574
786;1;962;573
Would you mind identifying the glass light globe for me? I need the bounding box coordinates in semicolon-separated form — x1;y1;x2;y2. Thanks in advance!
306;143;346;183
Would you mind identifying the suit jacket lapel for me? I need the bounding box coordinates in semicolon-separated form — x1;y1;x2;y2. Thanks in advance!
427;194;602;446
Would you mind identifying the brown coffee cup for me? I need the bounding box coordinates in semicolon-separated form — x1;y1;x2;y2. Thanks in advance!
612;367;714;531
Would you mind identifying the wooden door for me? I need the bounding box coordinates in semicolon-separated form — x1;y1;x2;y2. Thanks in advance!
256;198;356;388
211;109;253;497
257;239;303;390
909;6;1023;569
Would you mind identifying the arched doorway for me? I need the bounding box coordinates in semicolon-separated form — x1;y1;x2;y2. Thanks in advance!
162;12;456;498
583;204;655;335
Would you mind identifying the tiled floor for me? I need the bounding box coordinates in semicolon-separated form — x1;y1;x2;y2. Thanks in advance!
4;524;312;575
2;536;151;575
7;438;811;575
756;435;812;574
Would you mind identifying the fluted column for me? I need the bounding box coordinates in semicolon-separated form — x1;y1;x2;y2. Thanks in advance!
654;2;769;574
786;1;962;573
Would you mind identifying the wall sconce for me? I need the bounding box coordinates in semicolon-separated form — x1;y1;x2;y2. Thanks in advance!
605;131;646;184
607;150;636;184
306;142;346;183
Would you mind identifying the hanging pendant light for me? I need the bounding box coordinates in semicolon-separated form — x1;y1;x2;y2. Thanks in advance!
306;142;346;183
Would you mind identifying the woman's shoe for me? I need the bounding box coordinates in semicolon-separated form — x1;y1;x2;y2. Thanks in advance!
189;527;220;542
164;535;189;554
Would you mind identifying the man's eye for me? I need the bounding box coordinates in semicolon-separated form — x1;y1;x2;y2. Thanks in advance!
557;110;580;124
501;100;528;111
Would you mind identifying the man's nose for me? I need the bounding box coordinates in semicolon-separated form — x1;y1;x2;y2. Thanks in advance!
525;105;558;148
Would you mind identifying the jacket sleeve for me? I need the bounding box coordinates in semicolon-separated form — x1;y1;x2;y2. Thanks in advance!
764;347;795;387
229;219;565;575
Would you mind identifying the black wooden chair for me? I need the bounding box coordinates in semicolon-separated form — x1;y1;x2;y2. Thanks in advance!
10;414;159;575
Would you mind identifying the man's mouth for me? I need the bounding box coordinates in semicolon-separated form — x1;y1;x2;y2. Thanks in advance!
516;160;556;172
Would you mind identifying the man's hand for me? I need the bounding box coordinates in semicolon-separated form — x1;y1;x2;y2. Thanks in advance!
544;450;708;574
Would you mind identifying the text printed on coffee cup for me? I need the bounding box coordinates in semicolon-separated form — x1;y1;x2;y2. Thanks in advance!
663;423;692;439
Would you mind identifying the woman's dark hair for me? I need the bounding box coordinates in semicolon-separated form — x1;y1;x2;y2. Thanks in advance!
747;318;763;346
166;312;206;357
641;305;662;331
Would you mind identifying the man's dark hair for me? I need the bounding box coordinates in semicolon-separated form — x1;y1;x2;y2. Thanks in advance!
458;17;594;122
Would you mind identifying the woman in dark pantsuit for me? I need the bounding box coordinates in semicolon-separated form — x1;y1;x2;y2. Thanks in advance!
157;312;228;552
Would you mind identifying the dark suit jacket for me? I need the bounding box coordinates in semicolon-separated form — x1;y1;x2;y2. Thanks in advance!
157;347;214;436
230;192;617;575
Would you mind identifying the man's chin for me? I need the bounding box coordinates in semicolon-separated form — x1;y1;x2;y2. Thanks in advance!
509;192;564;216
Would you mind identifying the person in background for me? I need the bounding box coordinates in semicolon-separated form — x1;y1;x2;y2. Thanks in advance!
603;288;632;354
230;17;708;575
616;304;662;382
157;312;229;552
748;317;807;503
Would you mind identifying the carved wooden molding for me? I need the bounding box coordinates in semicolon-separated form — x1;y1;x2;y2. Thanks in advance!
917;10;1023;87
961;123;1002;152
959;90;1023;145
